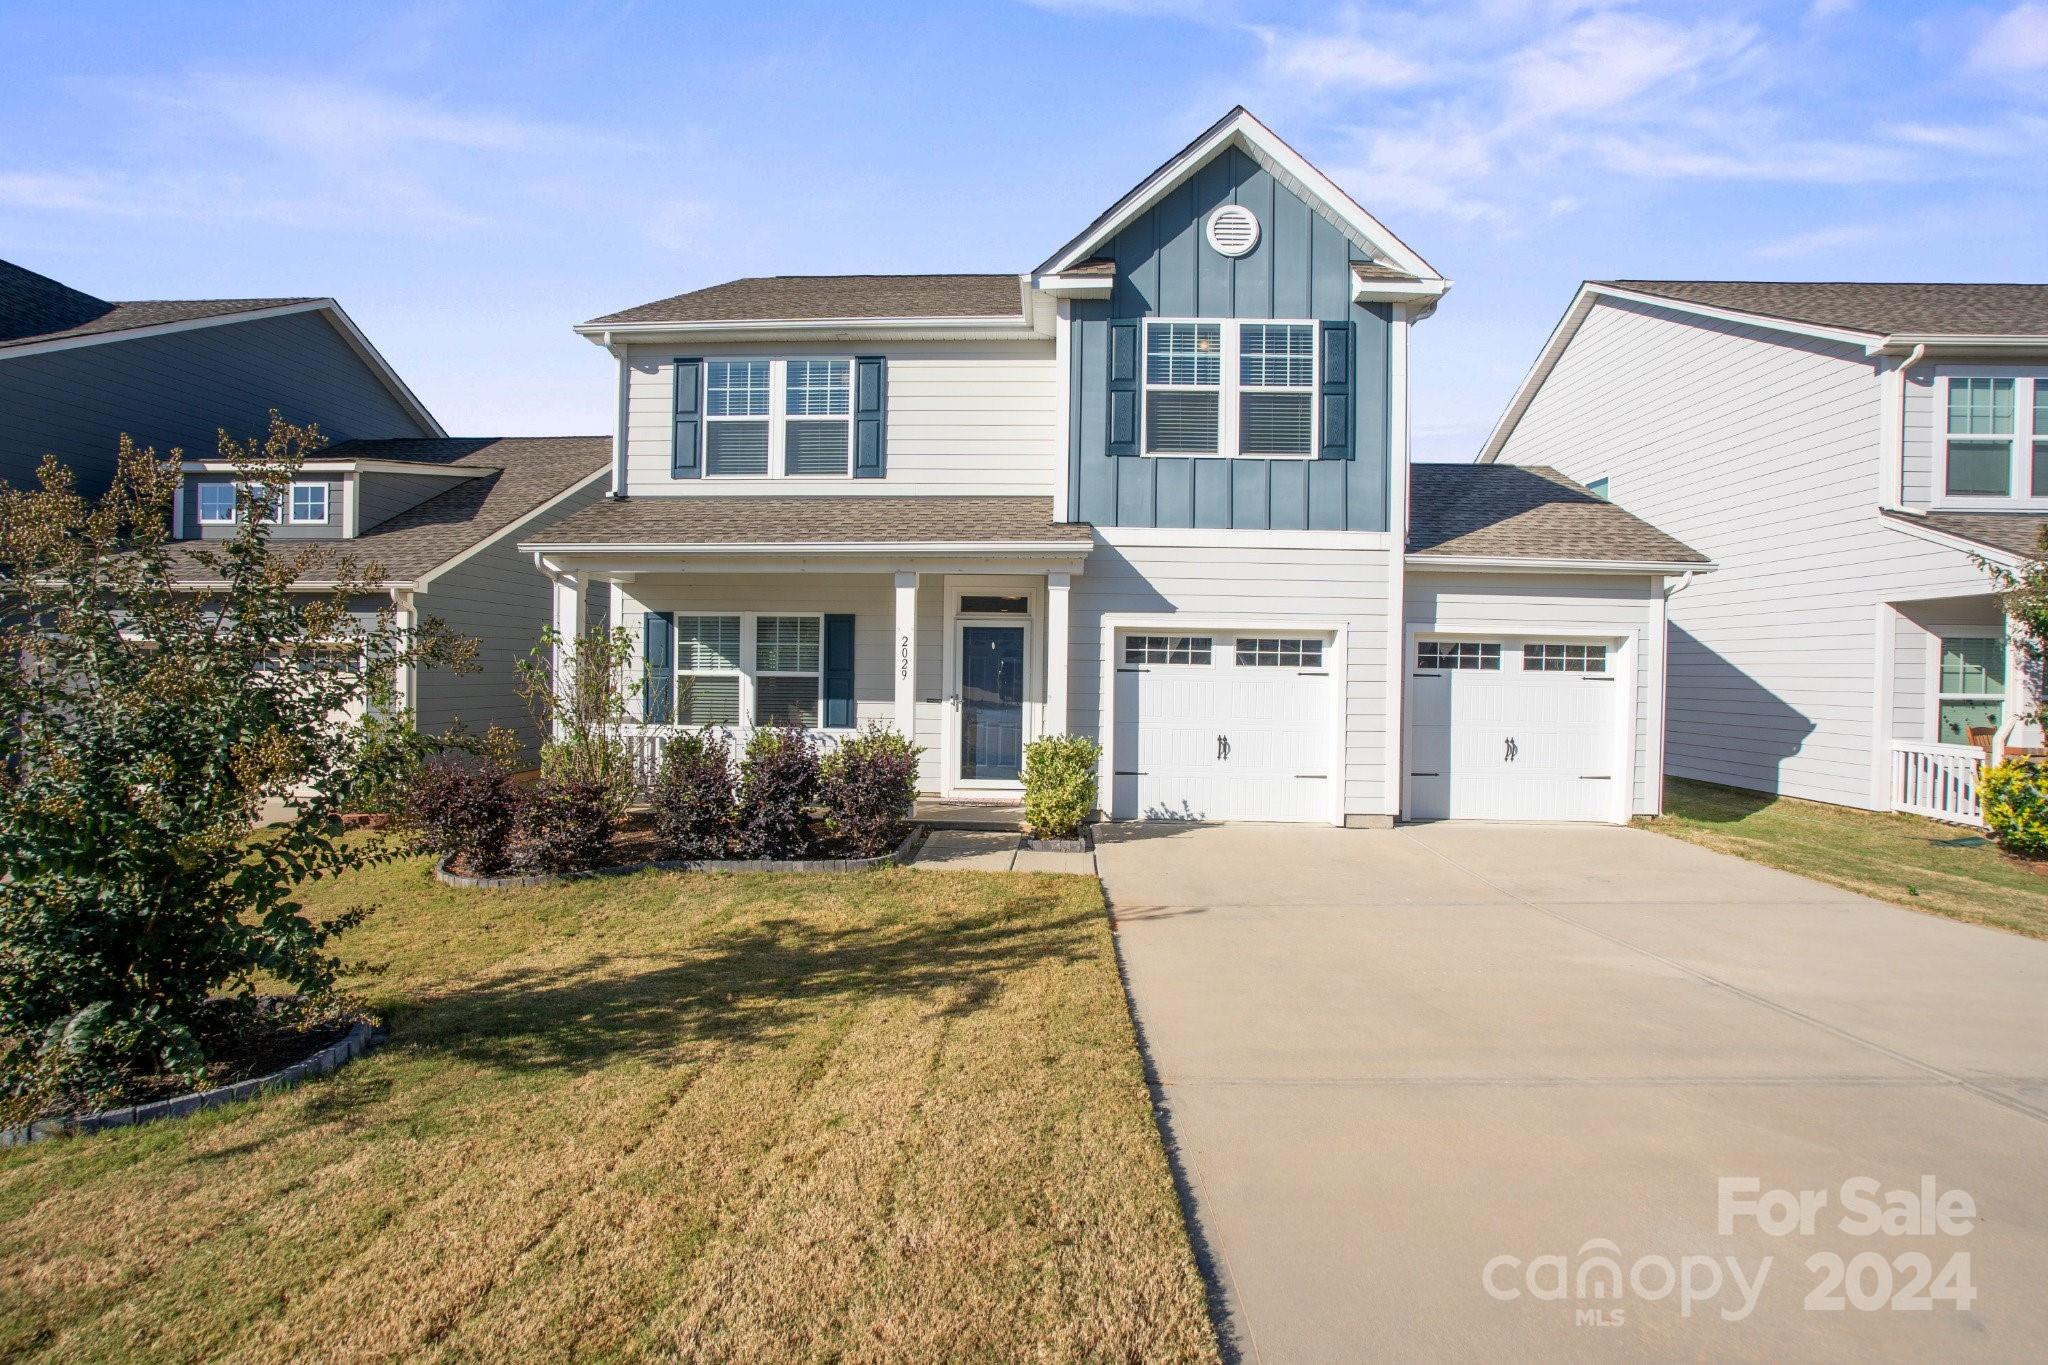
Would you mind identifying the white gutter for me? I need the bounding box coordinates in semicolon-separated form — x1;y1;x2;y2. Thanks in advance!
517;539;1093;557
1664;570;1696;599
1880;342;1926;514
571;315;1042;344
1407;553;1716;575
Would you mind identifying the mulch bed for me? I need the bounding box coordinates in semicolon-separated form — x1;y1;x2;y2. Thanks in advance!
6;995;374;1127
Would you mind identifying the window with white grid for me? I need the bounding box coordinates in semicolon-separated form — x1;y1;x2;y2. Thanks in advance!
1523;642;1607;673
1417;641;1500;671
1235;637;1323;668
1123;634;1213;666
754;615;821;726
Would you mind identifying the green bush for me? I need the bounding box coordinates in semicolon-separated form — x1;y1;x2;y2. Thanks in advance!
818;724;923;857
1022;734;1101;840
1982;758;2048;858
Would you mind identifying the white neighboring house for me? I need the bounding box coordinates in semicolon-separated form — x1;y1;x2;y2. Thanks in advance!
1482;280;2048;826
523;109;1709;826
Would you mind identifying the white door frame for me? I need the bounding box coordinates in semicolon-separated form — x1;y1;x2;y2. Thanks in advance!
1400;625;1638;825
1097;613;1349;827
943;575;1043;795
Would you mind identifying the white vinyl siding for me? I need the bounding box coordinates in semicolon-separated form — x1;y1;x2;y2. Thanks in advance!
1496;295;2000;809
1066;540;1393;817
1405;572;1657;815
622;340;1058;497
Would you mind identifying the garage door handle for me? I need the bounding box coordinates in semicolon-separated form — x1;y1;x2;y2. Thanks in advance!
1504;737;1518;762
1216;734;1231;761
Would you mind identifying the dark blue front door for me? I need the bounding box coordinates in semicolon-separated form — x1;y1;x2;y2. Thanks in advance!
961;625;1025;781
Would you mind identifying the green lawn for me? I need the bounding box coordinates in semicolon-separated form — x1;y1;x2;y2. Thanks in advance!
1646;777;2048;939
0;859;1217;1363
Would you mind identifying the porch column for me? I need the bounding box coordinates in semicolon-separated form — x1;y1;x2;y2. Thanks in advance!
1046;571;1071;735
551;568;586;738
893;571;918;738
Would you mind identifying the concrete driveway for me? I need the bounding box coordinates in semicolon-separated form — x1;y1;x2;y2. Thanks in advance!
1099;821;2048;1362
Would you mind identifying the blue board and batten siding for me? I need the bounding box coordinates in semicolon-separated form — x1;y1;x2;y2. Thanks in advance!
1069;146;1392;531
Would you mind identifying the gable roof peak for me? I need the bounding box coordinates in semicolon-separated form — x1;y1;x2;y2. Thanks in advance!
1033;106;1442;285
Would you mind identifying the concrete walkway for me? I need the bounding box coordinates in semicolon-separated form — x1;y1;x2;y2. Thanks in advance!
1099;821;2048;1362
910;828;1095;874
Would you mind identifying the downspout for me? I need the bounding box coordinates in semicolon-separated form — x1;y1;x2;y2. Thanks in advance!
1880;342;1926;514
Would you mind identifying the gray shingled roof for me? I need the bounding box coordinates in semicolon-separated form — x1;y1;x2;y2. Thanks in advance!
1888;509;2048;560
167;435;608;586
0;259;315;350
585;275;1023;327
525;496;1091;549
1602;281;2048;338
1410;464;1708;565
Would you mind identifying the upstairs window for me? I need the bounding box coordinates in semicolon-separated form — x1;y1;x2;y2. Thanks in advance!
1144;322;1222;455
1143;319;1317;458
1238;323;1315;456
292;482;328;523
705;360;772;476
1938;374;2048;502
197;481;237;524
700;358;856;480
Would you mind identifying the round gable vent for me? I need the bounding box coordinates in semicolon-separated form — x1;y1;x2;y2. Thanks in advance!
1206;204;1260;258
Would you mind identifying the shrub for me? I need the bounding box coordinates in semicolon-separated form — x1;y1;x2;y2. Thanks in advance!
0;416;471;1099
734;725;820;859
819;725;923;857
517;774;618;874
408;752;521;875
349;715;519;817
651;730;737;860
1022;734;1102;840
538;731;632;819
1982;758;2048;858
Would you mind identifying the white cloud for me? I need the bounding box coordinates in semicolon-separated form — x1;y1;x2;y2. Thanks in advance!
1806;0;1856;19
1972;3;2048;73
1504;12;1755;123
1593;134;1913;183
1748;223;1879;261
1251;28;1431;91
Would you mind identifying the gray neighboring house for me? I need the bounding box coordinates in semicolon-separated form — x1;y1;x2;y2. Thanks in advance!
164;436;611;755
1481;279;2048;827
0;258;441;495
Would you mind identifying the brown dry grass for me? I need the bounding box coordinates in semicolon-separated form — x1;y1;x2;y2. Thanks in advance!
0;860;1217;1363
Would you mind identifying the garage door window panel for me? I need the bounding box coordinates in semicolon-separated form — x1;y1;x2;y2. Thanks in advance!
1523;643;1607;673
1124;634;1213;666
1236;637;1323;668
1417;641;1500;671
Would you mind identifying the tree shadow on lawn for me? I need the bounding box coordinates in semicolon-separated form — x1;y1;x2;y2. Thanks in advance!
389;887;1102;1076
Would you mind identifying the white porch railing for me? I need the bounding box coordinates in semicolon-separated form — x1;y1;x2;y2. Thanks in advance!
620;724;850;793
1891;741;1986;827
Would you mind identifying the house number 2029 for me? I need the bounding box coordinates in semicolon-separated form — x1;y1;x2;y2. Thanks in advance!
899;634;910;680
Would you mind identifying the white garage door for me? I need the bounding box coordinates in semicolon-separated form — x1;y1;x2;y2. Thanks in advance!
1405;637;1623;823
1112;630;1334;823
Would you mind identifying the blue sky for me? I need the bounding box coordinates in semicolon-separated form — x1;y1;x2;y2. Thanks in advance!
3;0;2045;461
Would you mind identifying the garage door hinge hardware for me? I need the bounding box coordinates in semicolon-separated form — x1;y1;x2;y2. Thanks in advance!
1410;771;1440;778
1579;775;1611;780
1114;770;1145;776
1294;773;1327;779
1116;667;1145;674
1584;676;1616;683
1412;672;1442;678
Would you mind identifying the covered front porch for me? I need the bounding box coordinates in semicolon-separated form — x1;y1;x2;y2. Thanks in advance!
521;495;1094;800
1883;591;2038;826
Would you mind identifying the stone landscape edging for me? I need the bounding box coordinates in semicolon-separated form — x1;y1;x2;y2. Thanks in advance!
433;823;927;888
0;1021;382;1147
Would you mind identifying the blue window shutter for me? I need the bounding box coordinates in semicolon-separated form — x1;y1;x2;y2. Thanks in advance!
672;359;703;478
1319;321;1353;460
1107;320;1139;456
643;611;674;722
854;356;887;478
823;614;856;728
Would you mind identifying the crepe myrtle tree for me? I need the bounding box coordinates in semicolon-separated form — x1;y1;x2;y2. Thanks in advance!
0;415;473;1101
1983;528;2048;731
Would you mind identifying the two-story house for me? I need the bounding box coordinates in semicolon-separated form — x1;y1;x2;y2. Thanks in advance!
1481;280;2048;826
0;258;611;755
0;258;440;495
525;109;1708;826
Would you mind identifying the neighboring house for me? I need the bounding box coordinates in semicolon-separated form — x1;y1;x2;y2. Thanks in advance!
1481;279;2048;826
0;258;440;496
164;436;611;755
523;108;1706;826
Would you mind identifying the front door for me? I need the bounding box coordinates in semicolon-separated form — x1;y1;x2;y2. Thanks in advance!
960;625;1025;781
